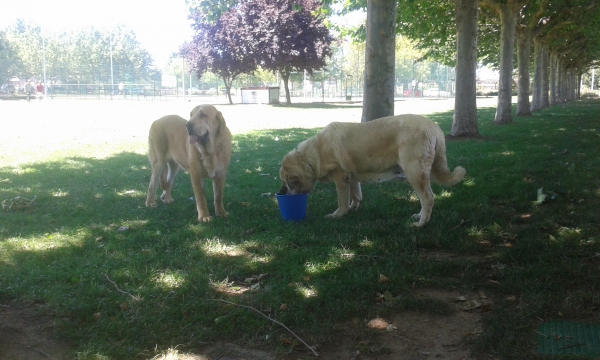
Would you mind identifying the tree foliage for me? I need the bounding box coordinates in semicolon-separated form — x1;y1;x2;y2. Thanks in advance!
181;7;259;104
0;30;20;86
183;0;333;104
1;20;155;85
235;0;333;104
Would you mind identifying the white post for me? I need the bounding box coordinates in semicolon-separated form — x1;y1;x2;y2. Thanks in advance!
303;69;307;99
181;57;186;101
109;32;114;99
42;34;47;97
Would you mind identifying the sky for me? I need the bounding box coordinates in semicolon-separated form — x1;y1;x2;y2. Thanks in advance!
0;0;194;68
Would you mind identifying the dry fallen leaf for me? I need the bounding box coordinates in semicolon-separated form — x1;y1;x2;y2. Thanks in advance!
279;335;294;346
386;324;397;332
378;274;390;283
279;304;288;311
93;312;101;320
119;302;128;311
461;299;483;311
506;295;517;302
367;318;390;330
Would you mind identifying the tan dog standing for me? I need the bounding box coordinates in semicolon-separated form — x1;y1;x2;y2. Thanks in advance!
279;114;466;226
145;104;232;222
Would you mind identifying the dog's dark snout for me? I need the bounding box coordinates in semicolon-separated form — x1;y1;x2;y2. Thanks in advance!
185;122;193;135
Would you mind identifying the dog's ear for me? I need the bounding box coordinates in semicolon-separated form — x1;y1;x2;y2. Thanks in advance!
215;111;225;135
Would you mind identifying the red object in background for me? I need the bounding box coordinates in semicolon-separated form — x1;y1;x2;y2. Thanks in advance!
403;88;422;97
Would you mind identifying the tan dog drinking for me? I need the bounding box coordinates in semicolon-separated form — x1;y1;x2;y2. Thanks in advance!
279;114;466;226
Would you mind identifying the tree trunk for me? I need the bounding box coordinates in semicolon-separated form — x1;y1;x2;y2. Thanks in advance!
530;38;543;112
549;51;557;104
222;76;234;105
361;0;397;122
569;69;576;101
557;59;564;103
541;42;549;109
281;71;292;104
493;4;518;125
516;29;532;116
451;0;480;137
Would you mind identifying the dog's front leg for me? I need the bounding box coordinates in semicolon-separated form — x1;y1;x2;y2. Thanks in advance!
188;164;212;222
212;171;229;218
325;172;352;219
349;181;362;211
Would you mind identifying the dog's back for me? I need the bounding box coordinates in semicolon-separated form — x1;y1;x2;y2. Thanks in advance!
148;115;190;169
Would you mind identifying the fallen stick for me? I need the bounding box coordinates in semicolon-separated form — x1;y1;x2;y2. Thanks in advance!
208;299;319;357
104;273;140;300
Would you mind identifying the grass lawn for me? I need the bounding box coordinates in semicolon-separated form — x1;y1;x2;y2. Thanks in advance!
1;98;599;359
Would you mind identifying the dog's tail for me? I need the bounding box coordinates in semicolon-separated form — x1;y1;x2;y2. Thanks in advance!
431;132;466;186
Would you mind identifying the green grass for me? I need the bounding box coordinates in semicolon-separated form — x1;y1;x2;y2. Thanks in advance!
1;99;600;359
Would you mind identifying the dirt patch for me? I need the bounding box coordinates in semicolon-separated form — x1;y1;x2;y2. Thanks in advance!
0;304;71;360
1;289;487;359
314;289;485;360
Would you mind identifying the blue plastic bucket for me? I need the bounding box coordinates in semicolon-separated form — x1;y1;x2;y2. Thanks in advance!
276;193;308;221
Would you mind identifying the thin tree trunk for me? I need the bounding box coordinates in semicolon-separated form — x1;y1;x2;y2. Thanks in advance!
222;76;234;105
494;4;517;124
451;0;480;137
281;72;292;104
516;29;532;116
361;0;397;122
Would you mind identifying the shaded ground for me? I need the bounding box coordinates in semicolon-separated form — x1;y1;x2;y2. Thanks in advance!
1;288;486;359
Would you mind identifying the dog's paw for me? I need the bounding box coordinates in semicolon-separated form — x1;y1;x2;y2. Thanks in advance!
198;215;213;223
145;201;157;208
160;194;175;204
410;214;428;227
216;211;229;218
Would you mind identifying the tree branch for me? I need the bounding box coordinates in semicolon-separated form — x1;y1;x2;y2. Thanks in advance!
208;299;319;357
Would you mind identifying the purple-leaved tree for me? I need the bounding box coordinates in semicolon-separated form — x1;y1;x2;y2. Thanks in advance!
181;9;258;104
235;0;333;104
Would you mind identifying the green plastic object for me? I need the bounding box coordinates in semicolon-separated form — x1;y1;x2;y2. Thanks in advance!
536;320;600;356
